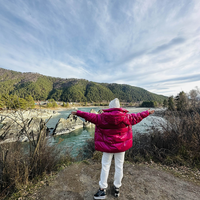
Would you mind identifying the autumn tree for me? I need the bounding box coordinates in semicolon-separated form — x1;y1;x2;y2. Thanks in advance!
189;88;199;108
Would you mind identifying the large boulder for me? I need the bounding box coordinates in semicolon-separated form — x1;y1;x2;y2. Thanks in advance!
83;109;97;128
0;118;48;144
53;114;83;136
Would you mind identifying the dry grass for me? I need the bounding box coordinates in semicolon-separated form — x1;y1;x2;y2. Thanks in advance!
0;141;73;199
126;109;200;167
0;112;73;199
76;138;95;161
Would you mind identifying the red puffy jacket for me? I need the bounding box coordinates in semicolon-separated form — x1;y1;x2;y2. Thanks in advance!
76;108;149;153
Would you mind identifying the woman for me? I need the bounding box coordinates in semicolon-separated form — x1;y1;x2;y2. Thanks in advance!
71;98;154;199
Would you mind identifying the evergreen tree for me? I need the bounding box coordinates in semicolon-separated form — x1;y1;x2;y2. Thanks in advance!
25;95;35;109
0;95;4;108
153;101;158;107
47;99;58;108
168;96;175;111
46;102;53;108
18;98;28;109
175;91;188;111
52;101;58;107
140;101;155;107
3;94;28;109
163;99;168;108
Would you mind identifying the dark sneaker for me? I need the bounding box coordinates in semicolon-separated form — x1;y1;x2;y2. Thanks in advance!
114;186;120;197
94;188;107;199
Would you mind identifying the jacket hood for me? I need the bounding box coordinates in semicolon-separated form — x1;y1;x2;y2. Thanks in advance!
101;108;129;125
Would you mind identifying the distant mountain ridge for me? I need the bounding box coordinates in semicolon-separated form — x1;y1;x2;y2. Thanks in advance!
0;68;167;102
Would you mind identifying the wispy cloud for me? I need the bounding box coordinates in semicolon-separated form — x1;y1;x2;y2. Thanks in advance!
0;0;200;96
149;37;186;54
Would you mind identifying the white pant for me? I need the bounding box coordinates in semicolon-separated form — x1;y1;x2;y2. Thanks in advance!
99;152;125;189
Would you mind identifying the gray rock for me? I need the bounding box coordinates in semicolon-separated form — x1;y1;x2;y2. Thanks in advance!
0;109;58;124
89;109;97;114
53;114;84;136
83;109;98;128
98;109;103;114
0;118;48;144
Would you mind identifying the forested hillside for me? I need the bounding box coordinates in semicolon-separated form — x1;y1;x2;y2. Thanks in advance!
0;68;167;102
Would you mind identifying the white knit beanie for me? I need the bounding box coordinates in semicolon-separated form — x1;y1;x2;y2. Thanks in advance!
109;98;120;108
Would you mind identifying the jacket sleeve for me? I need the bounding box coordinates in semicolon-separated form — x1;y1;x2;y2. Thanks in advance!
76;110;99;124
128;110;149;125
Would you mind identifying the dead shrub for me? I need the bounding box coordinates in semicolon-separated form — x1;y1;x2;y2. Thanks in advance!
76;138;95;161
0;111;73;199
126;109;200;167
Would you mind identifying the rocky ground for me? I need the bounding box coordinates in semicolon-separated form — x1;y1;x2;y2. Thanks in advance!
20;159;200;200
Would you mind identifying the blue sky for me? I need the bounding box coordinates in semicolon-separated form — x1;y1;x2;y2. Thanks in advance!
0;0;200;97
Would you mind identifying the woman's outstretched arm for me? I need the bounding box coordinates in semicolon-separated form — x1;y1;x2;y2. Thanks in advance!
128;109;154;125
71;110;99;124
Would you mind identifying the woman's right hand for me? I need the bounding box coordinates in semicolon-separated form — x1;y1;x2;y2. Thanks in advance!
148;109;155;115
71;111;77;115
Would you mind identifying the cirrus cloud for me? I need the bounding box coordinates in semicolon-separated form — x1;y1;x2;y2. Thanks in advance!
0;0;199;97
